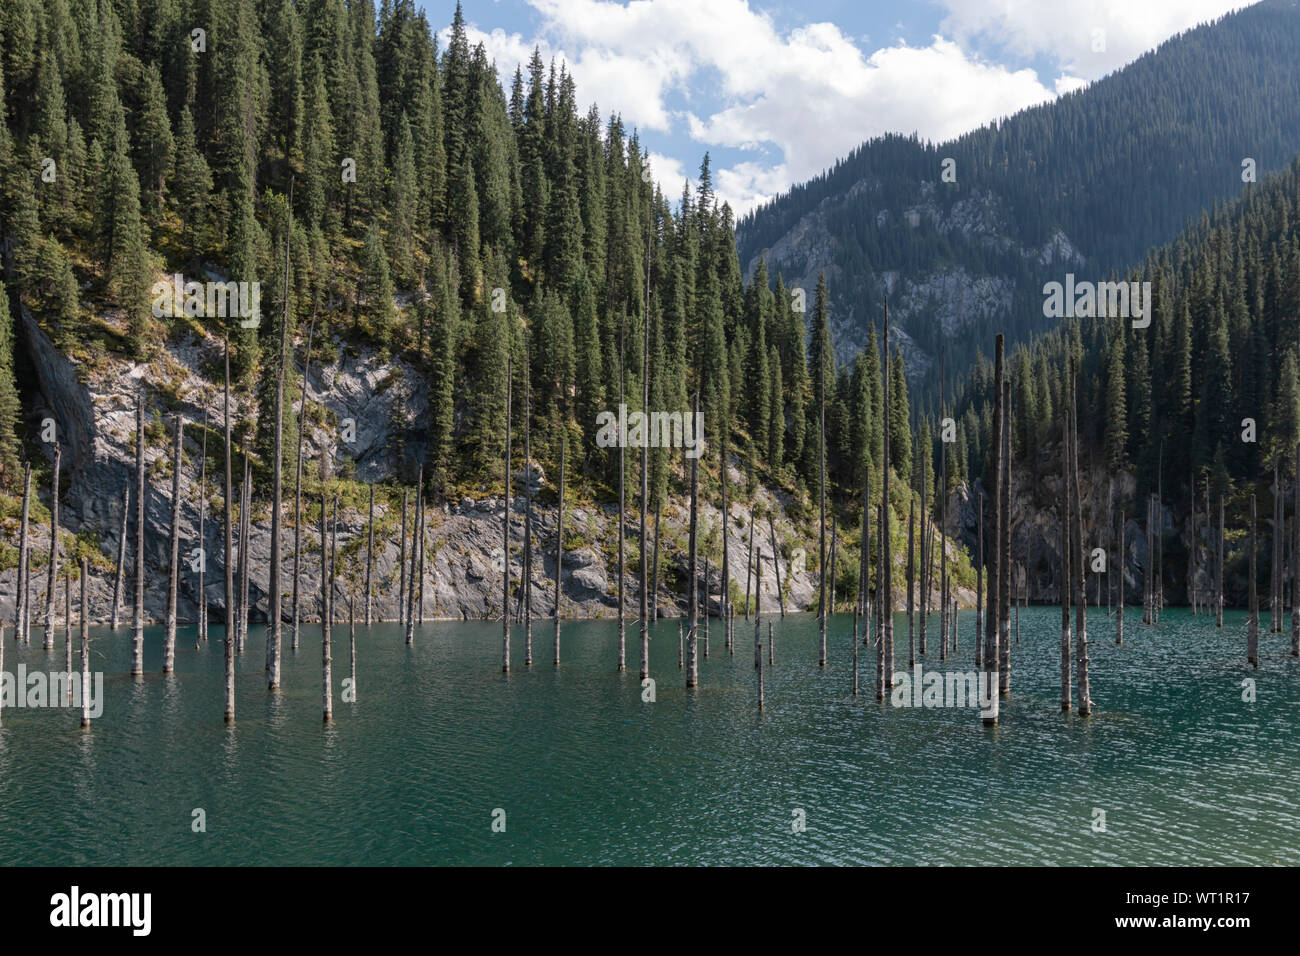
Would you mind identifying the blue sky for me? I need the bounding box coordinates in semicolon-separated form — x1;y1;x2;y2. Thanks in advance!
418;1;1252;215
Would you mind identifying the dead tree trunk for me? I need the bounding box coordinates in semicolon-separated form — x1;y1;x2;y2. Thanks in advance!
322;493;332;722
164;415;183;674
618;316;626;672
686;392;700;689
417;485;426;624
292;319;316;647
502;357;512;673
1070;361;1091;715
755;554;763;709
554;434;565;665
399;490;407;627
919;439;928;657
238;447;251;654
881;297;893;697
651;498;662;624
721;429;731;650
406;466;423;646
198;405;208;642
1249;493;1259;667
365;484;374;626
982;336;1004;726
80;557;90;728
16;462;31;641
223;339;235;660
639;333;649;679
907;498;915;668
349;595;356;700
522;361;532;664
999;377;1011;695
1217;494;1225;627
269;195;292;687
975;490;983;669
818;354;827;667
44;444;61;650
132;394;145;676
1293;443;1299;656
1116;510;1124;646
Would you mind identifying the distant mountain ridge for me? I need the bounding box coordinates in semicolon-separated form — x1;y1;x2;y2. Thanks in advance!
736;0;1300;410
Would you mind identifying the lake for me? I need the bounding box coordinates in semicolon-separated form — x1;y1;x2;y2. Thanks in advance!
1;606;1296;865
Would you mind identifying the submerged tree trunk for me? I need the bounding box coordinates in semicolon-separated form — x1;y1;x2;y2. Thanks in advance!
407;466;423;646
198;405;209;642
502;357;511;673
1249;493;1259;668
322;494;333;722
1217;495;1225;627
907;498;915;668
818;358;827;667
16;462;31;641
349;595;356;701
721;429;731;651
1061;419;1072;710
1116;510;1125;646
44;444;61;650
999;377;1012;696
881;297;894;697
239;448;251;654
1069;363;1091;715
80;557;90;728
618;319;626;672
365;484;375;626
1294;444;1300;656
132;394;146;676
269;198;292;688
399;490;407;628
223;340;235;664
975;490;982;669
554;434;565;665
292;319;316;647
639;336;649;679
982;336;1004;726
108;486;126;628
755;554;764;711
164;416;183;674
686;392;700;689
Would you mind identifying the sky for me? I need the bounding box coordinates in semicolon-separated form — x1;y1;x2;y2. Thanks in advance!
419;0;1255;216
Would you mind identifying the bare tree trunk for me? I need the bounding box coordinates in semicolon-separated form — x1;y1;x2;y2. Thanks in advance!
618;317;626;672
164;415;183;674
907;498;915;668
975;490;982;669
132;394;145;675
407;466;422;645
651;498;662;623
16;462;30;641
44;444;61;650
1293;443;1299;656
640;292;651;677
502;357;511;673
1116;510;1124;646
223;340;234;663
399;489;407;627
554;434;565;664
1249;492;1259;667
686;392;700;689
721;428;730;650
828;518;837;619
767;514;784;616
1217;494;1225;627
940;359;949;660
292;318;316;645
1000;378;1011;695
365;484;374;625
818;353;827;667
983;336;1004;726
417;484;426;625
322;493;332;721
678;619;683;669
1273;463;1281;633
876;497;884;698
919;439;928;657
881;297;894;695
1070;362;1091;715
239;447;251;654
80;557;90;728
522;360;532;664
349;595;356;699
703;554;710;657
744;512;754;619
198;405;208;642
22;551;32;646
64;571;71;698
755;554;763;710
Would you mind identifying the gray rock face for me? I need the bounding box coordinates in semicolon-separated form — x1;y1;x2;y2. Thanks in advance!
4;323;828;625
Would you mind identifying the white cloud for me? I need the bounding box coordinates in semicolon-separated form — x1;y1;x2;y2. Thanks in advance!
937;0;1252;80
454;0;1256;216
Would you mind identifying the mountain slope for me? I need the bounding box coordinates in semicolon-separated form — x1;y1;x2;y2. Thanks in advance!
737;0;1300;407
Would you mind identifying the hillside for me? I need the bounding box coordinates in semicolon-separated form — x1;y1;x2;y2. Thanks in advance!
736;0;1300;407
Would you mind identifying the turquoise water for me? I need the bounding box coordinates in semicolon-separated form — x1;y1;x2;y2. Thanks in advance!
0;607;1297;866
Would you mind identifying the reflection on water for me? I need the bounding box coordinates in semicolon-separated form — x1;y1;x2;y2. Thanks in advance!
0;608;1297;865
